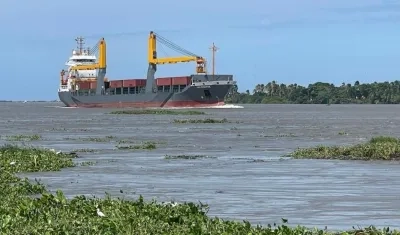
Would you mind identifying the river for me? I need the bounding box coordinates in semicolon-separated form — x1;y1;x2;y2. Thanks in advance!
1;102;400;230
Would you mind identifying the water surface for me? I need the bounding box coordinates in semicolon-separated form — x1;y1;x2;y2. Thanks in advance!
2;102;400;230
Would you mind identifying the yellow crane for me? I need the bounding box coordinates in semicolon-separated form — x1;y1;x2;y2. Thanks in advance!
147;31;207;74
146;31;207;93
69;38;107;71
67;38;107;95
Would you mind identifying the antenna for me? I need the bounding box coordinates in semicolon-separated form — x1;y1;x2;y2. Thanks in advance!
209;42;218;76
75;36;85;54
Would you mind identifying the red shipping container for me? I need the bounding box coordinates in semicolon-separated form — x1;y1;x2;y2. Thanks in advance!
123;79;139;87
138;79;147;86
156;77;172;86
172;76;191;85
77;81;90;90
122;79;147;87
110;80;123;88
90;81;97;89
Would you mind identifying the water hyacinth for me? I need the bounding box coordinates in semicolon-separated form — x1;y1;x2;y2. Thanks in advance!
0;144;399;233
173;118;229;124
290;136;400;160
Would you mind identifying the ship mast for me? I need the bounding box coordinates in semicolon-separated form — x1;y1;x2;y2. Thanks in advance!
75;36;85;55
209;42;218;76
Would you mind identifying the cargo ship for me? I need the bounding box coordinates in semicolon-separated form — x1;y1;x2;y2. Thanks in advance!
57;31;236;108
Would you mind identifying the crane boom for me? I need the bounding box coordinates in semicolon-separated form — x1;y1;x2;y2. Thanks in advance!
145;31;207;93
147;31;206;73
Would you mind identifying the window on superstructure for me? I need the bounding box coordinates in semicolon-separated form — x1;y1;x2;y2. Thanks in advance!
75;59;95;63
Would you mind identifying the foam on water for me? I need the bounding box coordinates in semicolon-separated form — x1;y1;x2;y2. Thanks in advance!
164;104;244;109
46;104;243;109
44;105;78;108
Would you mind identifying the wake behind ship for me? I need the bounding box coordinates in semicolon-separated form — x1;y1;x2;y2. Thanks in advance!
57;31;236;108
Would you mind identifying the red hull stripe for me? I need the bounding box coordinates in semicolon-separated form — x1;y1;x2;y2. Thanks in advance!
66;100;225;108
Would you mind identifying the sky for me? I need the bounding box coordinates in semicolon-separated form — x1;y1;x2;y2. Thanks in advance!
1;0;400;100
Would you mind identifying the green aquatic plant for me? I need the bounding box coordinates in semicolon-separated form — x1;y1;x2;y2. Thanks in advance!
289;136;400;160
73;148;96;153
369;136;399;144
116;141;157;150
3;134;42;141
64;135;116;142
0;144;75;173
263;133;297;138
0;145;399;234
173;118;229;124
338;131;348;135
109;109;206;115
164;154;216;160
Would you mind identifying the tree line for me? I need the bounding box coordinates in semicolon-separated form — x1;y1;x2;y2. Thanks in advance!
225;80;400;104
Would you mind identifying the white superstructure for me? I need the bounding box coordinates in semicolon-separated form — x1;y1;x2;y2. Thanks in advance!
58;37;98;92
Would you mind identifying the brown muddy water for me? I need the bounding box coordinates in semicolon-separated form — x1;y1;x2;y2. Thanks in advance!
1;102;400;230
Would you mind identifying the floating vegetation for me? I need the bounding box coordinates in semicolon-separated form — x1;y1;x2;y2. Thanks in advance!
263;133;297;138
64;135;116;142
289;136;400;160
109;109;206;115
0;145;398;233
79;161;96;166
73;148;96;153
117;139;136;144
338;131;348;135
173;118;229;124
232;157;269;163
80;136;116;142
49;127;68;131
3;134;42;141
116;141;157;150
0;144;75;173
164;154;216;160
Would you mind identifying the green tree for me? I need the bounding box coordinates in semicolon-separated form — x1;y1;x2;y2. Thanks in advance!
226;80;400;104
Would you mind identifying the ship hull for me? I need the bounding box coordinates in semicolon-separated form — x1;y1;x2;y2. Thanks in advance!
58;77;233;108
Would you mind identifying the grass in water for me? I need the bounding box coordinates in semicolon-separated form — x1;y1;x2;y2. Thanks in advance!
0;144;398;233
289;136;400;160
164;154;216;160
73;148;96;153
109;109;205;115
64;135;116;142
173;118;229;124
116;141;157;150
3;134;42;141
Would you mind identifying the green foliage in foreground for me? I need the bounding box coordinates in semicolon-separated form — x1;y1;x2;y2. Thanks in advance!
290;136;400;160
0;145;399;234
109;109;205;115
